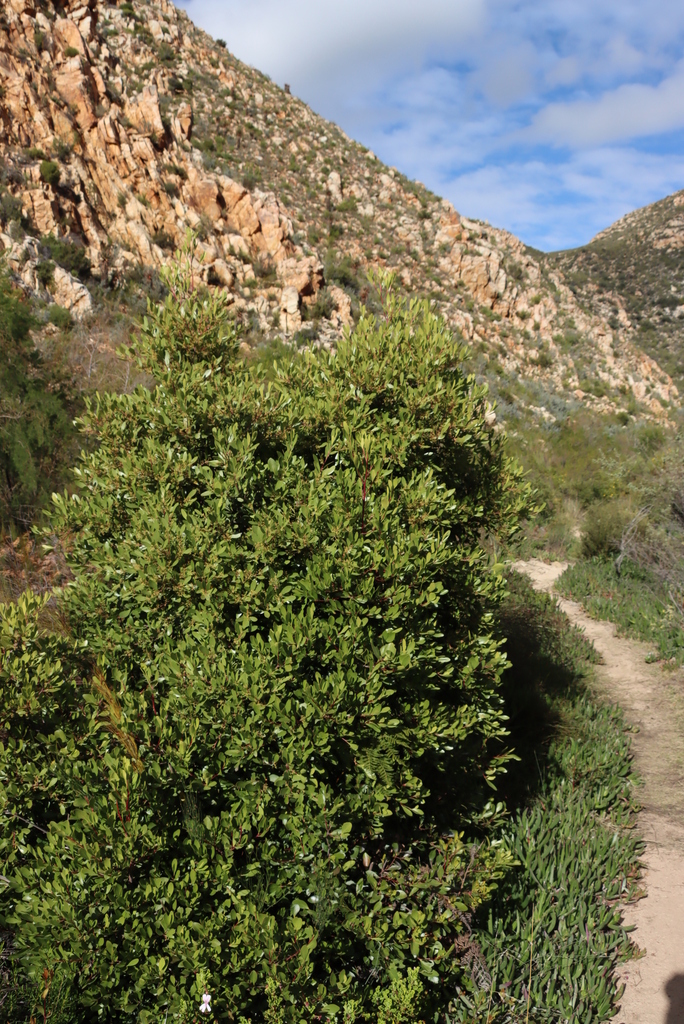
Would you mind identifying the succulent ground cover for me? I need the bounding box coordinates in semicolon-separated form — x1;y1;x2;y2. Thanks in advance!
457;575;643;1022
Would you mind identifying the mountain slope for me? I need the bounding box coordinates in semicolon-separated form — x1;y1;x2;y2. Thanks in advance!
0;0;679;430
546;190;684;388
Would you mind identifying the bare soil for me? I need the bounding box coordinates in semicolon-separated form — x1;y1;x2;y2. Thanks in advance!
514;559;684;1024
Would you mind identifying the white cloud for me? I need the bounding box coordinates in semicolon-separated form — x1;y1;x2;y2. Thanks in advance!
545;56;581;89
180;0;485;90
528;60;684;146
474;44;537;106
445;149;684;250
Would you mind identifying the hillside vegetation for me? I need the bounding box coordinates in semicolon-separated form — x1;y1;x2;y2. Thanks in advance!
547;190;684;388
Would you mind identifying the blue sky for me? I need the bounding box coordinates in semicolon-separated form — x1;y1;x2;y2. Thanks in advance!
177;0;684;251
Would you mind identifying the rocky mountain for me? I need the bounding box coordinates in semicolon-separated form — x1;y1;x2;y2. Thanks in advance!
0;0;680;430
546;191;684;389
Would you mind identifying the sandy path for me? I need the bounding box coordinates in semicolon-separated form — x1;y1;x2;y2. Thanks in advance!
513;559;684;1024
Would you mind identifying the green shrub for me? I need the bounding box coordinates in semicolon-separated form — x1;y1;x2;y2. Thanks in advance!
302;286;334;323
63;45;80;58
40;235;91;281
241;168;258;189
537;345;554;368
164;162;188;180
39;160;60;187
336;197;358;214
0;258;530;1022
581;502;627;558
327;255;361;293
0;263;76;528
158;42;177;64
36;259;54;287
52;138;73;162
0;191;23;224
0;265;33;347
47;304;73;331
152;229;175;250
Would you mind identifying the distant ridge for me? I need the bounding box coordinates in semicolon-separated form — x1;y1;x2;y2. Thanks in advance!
548;190;684;386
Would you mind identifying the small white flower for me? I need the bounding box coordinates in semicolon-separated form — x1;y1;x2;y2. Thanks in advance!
199;992;212;1015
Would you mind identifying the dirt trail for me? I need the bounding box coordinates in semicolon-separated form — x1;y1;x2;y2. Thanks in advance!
514;559;684;1024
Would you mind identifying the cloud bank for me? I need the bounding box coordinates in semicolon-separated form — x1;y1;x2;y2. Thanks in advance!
178;0;684;249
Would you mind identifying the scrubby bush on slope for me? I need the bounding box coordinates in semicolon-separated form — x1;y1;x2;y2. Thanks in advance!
0;262;77;529
0;260;529;1022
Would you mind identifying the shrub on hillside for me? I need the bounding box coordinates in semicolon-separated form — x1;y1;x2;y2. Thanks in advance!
47;303;73;331
0;263;76;528
0;256;530;1022
39;159;60;187
581;502;627;558
40;234;91;281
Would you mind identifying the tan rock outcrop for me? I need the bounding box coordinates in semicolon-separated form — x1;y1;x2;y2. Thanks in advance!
278;255;324;297
125;85;165;139
280;285;301;334
208;258;234;288
51;266;92;317
171;101;193;141
0;0;678;425
330;284;352;326
53;17;87;55
22;190;60;235
54;60;97;132
327;171;342;205
190;178;223;223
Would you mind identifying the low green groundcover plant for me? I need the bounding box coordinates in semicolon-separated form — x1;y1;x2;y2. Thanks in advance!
0;257;530;1022
453;576;643;1022
557;557;684;664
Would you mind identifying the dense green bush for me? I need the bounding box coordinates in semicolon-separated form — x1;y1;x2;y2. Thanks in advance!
47;303;74;330
36;258;55;287
40;235;91;281
0;264;77;528
39;159;61;187
0;261;530;1022
581;502;627;558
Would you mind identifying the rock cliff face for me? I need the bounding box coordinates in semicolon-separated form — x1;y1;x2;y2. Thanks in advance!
0;0;679;424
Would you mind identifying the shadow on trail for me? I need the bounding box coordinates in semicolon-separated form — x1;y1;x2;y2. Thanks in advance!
666;974;684;1024
495;571;599;811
